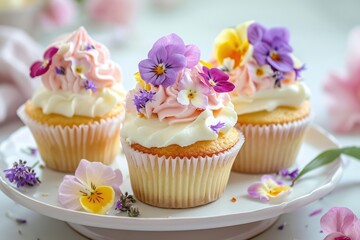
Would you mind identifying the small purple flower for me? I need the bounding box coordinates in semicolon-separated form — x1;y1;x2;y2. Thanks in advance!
115;199;123;210
210;121;225;134
84;80;97;92
133;89;156;112
84;43;95;51
138;33;200;87
3;160;40;188
278;168;299;180
30;47;59;78
248;23;294;73
199;66;234;93
294;64;306;80
55;66;65;75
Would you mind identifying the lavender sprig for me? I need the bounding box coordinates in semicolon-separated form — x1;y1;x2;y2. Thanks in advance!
115;192;139;217
3;160;40;188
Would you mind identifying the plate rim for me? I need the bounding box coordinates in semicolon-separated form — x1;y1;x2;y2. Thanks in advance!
0;125;343;231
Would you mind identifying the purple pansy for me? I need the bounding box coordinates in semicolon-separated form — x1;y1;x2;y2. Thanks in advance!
3;160;40;188
30;47;59;78
248;23;294;73
138;33;200;87
248;175;292;202
210;121;225;134
199;66;235;93
133;89;156;112
84;80;97;92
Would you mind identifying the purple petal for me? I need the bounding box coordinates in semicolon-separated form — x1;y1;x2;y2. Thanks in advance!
273;39;293;53
267;53;294;72
162;68;177;87
153;33;184;49
214;81;235;93
264;27;290;45
248;22;266;44
209;67;229;82
138;58;157;82
148;45;168;63
184;44;200;68
167;53;186;72
247;182;269;201
29;61;50;78
43;47;59;60
152;73;166;86
253;43;270;65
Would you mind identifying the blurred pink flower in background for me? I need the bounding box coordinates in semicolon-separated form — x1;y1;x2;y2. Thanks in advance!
324;27;360;133
86;0;137;26
40;0;77;29
320;207;360;240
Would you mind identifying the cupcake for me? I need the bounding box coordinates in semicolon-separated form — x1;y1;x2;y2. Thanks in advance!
18;27;125;173
212;21;311;173
121;33;244;208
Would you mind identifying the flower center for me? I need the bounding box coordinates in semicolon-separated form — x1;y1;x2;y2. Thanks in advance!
80;185;115;214
154;64;166;75
75;66;84;75
256;67;264;77
268;186;290;197
209;79;216;86
270;50;281;61
187;90;196;99
42;59;49;68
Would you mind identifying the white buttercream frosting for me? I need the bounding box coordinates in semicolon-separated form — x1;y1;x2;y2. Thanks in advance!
32;84;125;117
121;105;237;148
232;81;310;115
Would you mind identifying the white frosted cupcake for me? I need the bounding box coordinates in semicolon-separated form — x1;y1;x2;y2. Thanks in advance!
18;27;125;172
121;33;244;208
212;21;311;173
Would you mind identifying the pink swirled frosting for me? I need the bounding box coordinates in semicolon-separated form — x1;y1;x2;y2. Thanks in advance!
41;27;121;92
126;66;231;124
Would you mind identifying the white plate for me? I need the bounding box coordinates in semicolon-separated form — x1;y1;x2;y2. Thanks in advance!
0;125;342;233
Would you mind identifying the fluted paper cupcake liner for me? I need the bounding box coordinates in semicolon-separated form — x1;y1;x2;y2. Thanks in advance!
233;116;311;173
121;133;244;209
17;105;122;173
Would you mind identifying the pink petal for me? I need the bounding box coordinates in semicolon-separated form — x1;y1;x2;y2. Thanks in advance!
74;159;90;185
29;61;50;78
324;232;350;240
247;182;269;201
320;207;357;235
43;46;59;59
184;44;200;68
58;175;84;210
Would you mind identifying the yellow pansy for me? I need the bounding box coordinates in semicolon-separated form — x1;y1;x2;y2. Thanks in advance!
80;185;115;214
134;72;151;91
214;21;253;68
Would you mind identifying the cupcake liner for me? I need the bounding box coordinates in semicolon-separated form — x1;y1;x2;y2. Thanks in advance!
121;133;244;209
17;105;123;173
233;116;311;173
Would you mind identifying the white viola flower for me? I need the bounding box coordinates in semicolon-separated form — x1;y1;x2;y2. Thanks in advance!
177;71;208;109
71;58;91;79
222;57;235;72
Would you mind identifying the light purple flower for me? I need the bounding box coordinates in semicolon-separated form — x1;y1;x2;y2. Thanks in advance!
320;207;360;240
248;23;294;73
58;159;122;214
133;89;156;112
138;33;200;87
279;168;299;180
3;160;40;188
84;80;97;92
55;66;65;75
247;175;292;202
199;66;234;93
210;121;225;134
30;47;59;78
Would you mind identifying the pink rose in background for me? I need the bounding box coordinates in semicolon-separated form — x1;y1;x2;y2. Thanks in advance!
40;0;77;29
320;207;360;240
86;0;137;26
324;27;360;133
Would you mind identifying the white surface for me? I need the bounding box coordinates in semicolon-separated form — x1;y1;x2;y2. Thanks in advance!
1;0;360;239
0;126;342;233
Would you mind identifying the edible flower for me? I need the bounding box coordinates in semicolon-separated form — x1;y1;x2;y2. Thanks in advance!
214;22;251;68
278;168;299;180
58;159;122;215
134;72;151;91
133;89;156;112
115;192;140;217
247;22;294;73
247;175;292;202
210;121;225;134
3;160;40;188
83;79;97;92
320;207;360;240
177;71;208;109
138;33;200;87
199;66;234;93
30;46;59;78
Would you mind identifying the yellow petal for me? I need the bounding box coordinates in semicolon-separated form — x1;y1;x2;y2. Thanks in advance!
134;72;151;91
214;28;241;65
199;60;213;68
267;186;292;198
80;186;115;215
